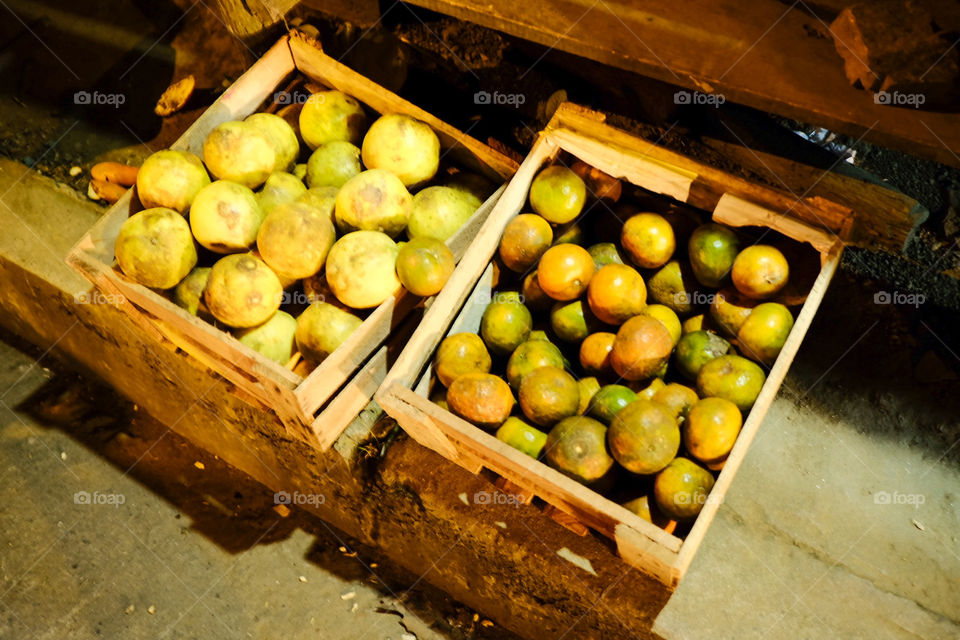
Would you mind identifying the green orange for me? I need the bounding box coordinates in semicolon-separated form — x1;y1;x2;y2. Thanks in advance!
496;416;548;458
587;384;638;424
674;330;731;382
587;242;626;270
550;300;604;343
480;296;533;355
696;354;766;412
395;237;455;297
709;287;759;338
506;339;566;390
529;165;586;224
688;223;739;287
652;383;699;420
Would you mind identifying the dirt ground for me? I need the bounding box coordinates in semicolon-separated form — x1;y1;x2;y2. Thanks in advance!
0;329;517;639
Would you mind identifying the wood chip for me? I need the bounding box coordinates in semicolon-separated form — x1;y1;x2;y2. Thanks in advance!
340;591;356;600
273;504;291;518
69;166;82;177
298;575;307;583
147;605;156;615
124;604;135;614
912;519;926;531
155;75;196;117
194;461;205;470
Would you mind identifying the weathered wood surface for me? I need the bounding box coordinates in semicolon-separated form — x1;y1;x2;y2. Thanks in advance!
398;0;960;169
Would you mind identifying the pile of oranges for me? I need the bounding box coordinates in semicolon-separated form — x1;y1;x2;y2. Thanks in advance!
431;160;809;532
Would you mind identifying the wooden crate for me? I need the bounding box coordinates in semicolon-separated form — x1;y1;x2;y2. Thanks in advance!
66;32;518;451
376;102;850;587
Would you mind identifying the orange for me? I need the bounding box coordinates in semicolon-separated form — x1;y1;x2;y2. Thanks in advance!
674;330;731;382
587;242;626;269
696;354;766;412
640;304;681;346
652;383;699;420
518;366;581;427
621;212;675;269
498;213;553;272
608;399;680;474
731;245;789;299
480;296;533;355
688;223;739;287
737;302;794;365
506;339;566;390
446;372;514;430
586;264;647;325
683;397;742;465
434;333;492;387
709;287;760;337
496;416;548;458
537;244;596;301
654;457;715;520
579;332;616;376
587;384;638;424
550;300;604;343
520;271;551;312
577;376;601;415
633;377;666;400
395;237;455;297
554;222;584;245
545;416;614;484
682;314;707;335
610;315;674;381
529;165;586;224
646;260;699;315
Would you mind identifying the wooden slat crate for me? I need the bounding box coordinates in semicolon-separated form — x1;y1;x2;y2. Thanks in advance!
376;102;850;587
66;32;518;451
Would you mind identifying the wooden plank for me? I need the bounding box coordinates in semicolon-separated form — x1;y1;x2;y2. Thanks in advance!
310;346;388;450
377;135;561;394
404;0;960;170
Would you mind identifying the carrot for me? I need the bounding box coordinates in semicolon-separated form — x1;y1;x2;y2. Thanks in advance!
90;178;128;204
91;162;139;186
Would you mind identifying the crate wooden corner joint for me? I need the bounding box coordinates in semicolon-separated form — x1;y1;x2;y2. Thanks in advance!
376;101;853;588
66;32;518;452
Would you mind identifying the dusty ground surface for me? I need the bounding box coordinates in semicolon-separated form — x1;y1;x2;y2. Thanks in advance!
0;332;517;639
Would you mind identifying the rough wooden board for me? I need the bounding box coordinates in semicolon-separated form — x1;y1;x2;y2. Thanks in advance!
402;0;960;169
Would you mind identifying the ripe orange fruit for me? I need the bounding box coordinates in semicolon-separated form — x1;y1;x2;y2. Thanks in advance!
446;372;514;430
610;315;674;381
579;332;616;376
621;213;675;269
640;304;681;346
683;397;742;465
537;244;596;301
586;264;647;325
395;237;455;297
498;213;553;273
506;339;565;390
731;245;789;299
521;271;553;312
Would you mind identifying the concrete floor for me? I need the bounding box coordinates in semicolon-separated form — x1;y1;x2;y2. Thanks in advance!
0;337;511;640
